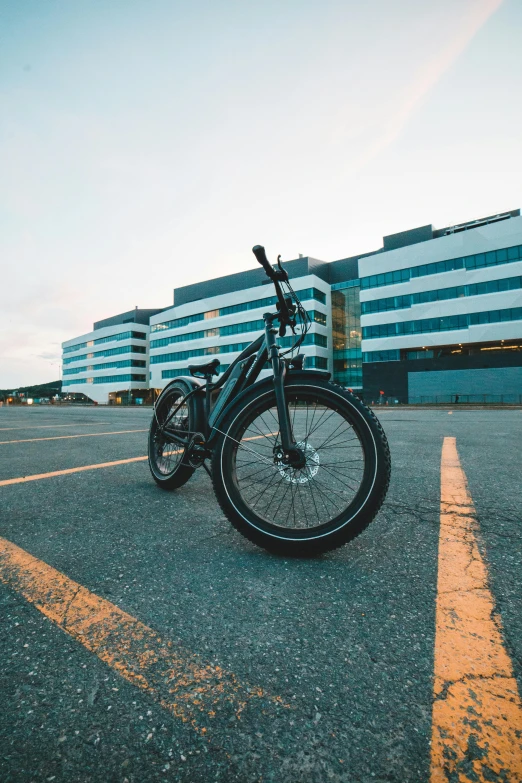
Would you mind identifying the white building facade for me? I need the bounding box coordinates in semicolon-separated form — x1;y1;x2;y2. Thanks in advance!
359;211;522;403
149;257;332;390
62;309;161;404
61;210;522;404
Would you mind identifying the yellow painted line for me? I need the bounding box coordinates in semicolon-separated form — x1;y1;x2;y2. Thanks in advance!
0;423;134;431
0;456;148;486
0;431;275;487
430;437;522;782
0;536;284;733
244;432;278;440
0;429;147;445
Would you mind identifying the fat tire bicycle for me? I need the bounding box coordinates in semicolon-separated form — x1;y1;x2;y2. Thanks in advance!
148;246;391;555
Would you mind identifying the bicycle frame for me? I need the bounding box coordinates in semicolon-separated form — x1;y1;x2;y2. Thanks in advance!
157;308;304;461
149;245;390;555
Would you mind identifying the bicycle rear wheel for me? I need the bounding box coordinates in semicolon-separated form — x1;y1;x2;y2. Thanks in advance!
212;380;390;555
148;384;197;490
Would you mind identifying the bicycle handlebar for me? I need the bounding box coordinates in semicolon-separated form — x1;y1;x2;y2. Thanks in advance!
251;245;296;333
252;245;274;278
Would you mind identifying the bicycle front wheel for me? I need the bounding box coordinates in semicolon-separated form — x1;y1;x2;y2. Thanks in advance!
211;380;390;555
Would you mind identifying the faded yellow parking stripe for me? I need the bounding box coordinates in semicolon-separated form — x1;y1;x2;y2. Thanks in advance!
0;429;147;445
0;456;148;486
0;432;275;487
0;423;131;431
430;437;522;782
0;536;284;733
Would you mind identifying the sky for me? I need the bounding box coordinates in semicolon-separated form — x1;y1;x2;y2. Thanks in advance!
1;0;521;387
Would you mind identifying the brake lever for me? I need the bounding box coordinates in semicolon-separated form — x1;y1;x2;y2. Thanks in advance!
276;255;289;280
270;254;289;282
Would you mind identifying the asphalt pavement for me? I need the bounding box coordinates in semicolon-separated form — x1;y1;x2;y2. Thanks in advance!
0;404;520;782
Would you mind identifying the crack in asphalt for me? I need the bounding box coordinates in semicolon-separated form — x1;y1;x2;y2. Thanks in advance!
384;500;439;516
433;671;516;703
62;584;82;630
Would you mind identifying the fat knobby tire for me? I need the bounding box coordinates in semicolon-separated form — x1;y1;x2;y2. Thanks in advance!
148;383;197;491
211;379;391;556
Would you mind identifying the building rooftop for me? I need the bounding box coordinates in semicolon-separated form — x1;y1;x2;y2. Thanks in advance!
93;308;164;330
173;256;331;307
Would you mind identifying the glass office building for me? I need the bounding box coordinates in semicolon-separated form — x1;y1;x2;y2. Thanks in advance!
359;210;522;403
62;209;522;404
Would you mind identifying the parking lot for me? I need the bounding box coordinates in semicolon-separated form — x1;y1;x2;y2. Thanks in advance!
0;405;521;782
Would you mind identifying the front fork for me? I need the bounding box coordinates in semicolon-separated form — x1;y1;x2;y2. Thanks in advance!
265;315;303;464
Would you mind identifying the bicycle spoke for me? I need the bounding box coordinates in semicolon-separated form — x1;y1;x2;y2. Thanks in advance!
304;405;334;443
152;393;189;476
236;462;276;484
304;475;344;515
314;463;362;492
312;418;351;450
247;468;284;507
229;390;368;532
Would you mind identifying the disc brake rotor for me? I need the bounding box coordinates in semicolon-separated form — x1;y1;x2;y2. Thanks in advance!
277;441;320;484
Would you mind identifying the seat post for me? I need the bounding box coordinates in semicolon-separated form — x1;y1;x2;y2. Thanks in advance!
204;375;213;436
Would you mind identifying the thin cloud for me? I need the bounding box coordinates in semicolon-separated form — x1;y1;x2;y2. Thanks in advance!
36;351;62;361
357;0;504;169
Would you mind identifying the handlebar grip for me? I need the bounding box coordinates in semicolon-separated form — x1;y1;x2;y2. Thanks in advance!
252;245;274;278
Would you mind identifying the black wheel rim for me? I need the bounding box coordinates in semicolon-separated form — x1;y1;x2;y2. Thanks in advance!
227;390;368;535
151;391;189;477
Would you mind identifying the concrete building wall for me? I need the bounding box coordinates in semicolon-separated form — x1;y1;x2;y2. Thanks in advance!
408;366;522;402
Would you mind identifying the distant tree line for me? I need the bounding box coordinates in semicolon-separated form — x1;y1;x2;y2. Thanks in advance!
0;380;62;401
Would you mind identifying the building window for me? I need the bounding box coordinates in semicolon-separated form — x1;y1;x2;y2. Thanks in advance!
308;310;327;326
63;344;147;364
332;286;362;387
362;350;400;363
220;319;265;337
63;342;87;354
93;330;146;346
361;275;522;314
92;374;146;384
151;313;205;332
151;342;252;365
362;306;522;339
278;333;327;349
306;356;328;369
360;243;522;289
150;287;327;333
151;332;327;365
405;350;435;360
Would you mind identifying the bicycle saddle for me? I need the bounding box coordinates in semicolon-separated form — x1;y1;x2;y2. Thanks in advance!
188;357;220;377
